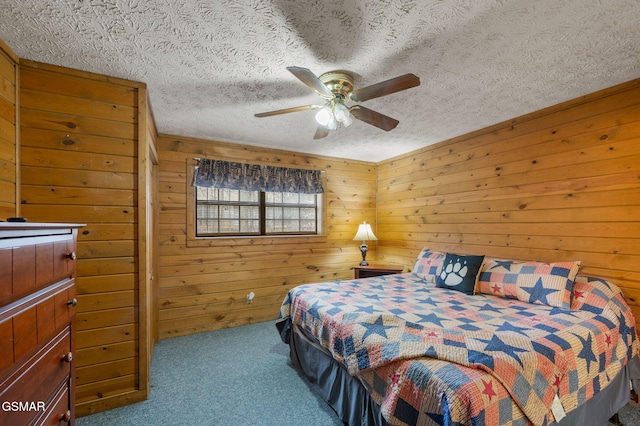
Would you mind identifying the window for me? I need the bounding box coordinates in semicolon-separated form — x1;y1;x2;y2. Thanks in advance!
196;187;320;237
191;159;324;239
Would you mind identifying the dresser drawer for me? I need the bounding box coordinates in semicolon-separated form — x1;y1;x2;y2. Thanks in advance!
0;327;72;426
0;278;76;373
33;383;72;426
0;233;76;307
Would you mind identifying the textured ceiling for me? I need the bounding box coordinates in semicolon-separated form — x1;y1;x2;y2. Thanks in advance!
1;0;639;162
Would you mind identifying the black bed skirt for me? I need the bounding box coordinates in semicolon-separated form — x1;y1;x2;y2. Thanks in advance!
290;324;388;426
288;323;640;426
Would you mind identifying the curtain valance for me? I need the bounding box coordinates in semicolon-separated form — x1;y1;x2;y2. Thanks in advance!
193;159;324;194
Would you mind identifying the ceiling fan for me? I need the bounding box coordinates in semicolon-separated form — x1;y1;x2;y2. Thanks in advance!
255;66;420;139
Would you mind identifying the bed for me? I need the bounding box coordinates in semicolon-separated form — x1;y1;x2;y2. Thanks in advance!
276;249;640;426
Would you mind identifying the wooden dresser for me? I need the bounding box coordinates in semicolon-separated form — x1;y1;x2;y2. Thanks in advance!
0;223;83;426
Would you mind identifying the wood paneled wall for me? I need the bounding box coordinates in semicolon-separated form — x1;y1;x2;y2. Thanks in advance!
157;135;376;339
18;60;153;416
0;40;18;218
376;79;640;327
4;32;639;416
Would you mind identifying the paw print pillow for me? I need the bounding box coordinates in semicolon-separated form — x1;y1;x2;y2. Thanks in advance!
435;253;485;295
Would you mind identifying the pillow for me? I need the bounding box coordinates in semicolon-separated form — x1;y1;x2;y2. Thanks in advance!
412;248;445;282
570;275;618;313
477;258;581;309
435;253;485;295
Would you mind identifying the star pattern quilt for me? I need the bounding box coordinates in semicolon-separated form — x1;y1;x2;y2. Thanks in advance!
276;273;638;426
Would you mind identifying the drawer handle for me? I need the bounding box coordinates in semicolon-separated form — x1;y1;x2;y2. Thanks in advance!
61;410;71;422
62;352;73;362
66;251;77;260
66;298;78;307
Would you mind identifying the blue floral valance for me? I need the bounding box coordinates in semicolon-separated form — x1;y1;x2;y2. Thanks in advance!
193;159;324;194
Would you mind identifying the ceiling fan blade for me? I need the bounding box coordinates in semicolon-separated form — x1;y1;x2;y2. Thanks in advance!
313;126;330;140
287;66;335;100
255;104;322;118
350;105;399;131
350;73;420;102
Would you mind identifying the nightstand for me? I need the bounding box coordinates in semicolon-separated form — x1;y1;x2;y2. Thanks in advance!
353;264;404;279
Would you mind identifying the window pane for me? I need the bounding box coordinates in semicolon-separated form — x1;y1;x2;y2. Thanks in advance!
196;187;208;200
300;220;316;232
266;192;282;203
197;219;217;234
217;189;237;202
196;204;207;218
240;220;259;233
283;220;299;232
240;206;259;219
299;193;316;205
219;220;239;233
219;205;239;219
300;208;315;219
266;207;282;219
240;190;258;202
282;192;298;204
266;220;282;233
283;207;299;219
196;188;318;236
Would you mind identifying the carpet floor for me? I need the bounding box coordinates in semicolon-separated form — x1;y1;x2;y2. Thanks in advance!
77;321;640;426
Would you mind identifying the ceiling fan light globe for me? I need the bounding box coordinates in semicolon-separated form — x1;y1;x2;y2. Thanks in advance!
315;106;332;126
327;115;338;130
334;103;350;122
343;114;353;127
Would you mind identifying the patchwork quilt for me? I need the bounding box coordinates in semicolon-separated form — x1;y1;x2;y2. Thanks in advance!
276;273;639;426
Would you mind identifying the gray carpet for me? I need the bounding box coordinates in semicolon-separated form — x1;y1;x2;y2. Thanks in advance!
77;321;342;426
78;321;640;426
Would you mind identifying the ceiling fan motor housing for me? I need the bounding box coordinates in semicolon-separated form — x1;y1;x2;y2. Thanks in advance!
319;71;354;99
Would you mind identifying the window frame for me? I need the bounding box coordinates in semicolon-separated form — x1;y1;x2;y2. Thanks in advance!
194;187;321;237
186;160;326;247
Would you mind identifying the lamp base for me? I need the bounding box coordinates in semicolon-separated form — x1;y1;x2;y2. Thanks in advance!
359;242;369;267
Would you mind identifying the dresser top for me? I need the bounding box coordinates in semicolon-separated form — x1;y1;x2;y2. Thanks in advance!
0;222;85;230
0;223;85;241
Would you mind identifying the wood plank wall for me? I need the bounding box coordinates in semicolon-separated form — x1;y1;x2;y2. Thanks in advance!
0;40;18;218
157;135;376;339
4;39;638;416
376;78;640;328
18;60;152;416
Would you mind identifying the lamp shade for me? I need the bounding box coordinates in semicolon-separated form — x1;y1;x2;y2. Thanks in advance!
353;222;378;242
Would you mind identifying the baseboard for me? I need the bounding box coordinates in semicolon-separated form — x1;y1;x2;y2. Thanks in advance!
76;389;149;418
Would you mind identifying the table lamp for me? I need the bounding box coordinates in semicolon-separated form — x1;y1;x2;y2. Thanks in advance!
353;221;378;266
